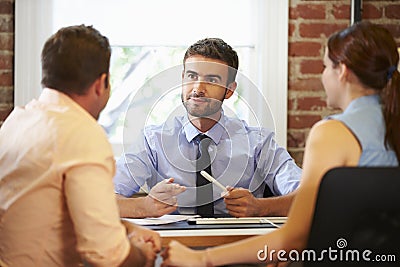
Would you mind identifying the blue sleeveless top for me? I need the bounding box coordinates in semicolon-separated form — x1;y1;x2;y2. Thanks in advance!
327;94;398;166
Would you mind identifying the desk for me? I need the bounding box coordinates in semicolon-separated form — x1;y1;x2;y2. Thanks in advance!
148;221;277;247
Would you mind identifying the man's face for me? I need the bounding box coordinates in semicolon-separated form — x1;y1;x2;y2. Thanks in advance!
181;56;234;118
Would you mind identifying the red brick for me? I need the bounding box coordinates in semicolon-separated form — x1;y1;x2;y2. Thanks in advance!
0;71;13;86
0;87;13;103
290;4;326;20
289;23;295;37
288;114;321;129
0;54;12;69
0;16;13;32
382;23;400;39
0;34;13;50
333;4;351;20
363;4;382;19
289;42;322;57
300;59;324;75
386;5;400;19
287;131;306;148
0;106;13;121
0;1;13;14
288;98;294;111
299;23;348;38
287;150;304;167
289;7;297;20
288;78;324;92
297;96;327;111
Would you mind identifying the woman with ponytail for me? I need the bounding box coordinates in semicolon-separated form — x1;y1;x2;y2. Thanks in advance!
162;21;399;267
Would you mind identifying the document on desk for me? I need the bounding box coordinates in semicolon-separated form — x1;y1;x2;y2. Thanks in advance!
122;214;200;226
187;217;287;225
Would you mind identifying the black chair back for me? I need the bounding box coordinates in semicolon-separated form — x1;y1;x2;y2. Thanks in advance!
304;167;400;267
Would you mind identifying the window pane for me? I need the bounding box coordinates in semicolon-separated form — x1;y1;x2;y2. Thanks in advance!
52;0;255;46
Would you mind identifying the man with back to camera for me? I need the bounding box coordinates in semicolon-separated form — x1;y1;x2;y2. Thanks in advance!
0;25;160;267
114;38;301;218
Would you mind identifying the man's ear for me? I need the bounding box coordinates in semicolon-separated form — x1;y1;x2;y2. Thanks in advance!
94;73;108;97
104;74;109;89
224;81;237;99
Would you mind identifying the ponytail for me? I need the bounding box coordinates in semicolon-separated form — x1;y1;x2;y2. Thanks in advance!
383;68;400;161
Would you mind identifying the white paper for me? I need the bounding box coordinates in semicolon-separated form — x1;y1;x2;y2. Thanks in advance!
122;214;199;226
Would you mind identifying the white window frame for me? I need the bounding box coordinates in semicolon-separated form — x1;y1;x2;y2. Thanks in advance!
15;0;289;147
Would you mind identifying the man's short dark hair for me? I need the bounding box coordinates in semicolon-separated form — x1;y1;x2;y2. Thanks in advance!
184;38;239;84
41;25;111;95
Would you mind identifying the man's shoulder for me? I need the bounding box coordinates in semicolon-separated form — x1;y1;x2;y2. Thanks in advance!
223;115;274;136
143;115;186;136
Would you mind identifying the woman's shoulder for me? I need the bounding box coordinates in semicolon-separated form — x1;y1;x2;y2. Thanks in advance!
310;119;346;136
307;119;358;151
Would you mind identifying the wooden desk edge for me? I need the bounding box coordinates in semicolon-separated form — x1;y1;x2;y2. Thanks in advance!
161;235;256;247
158;228;275;247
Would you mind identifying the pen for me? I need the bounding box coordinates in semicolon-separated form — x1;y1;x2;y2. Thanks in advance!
200;171;228;193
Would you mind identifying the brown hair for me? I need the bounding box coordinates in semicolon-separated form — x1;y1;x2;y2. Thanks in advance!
327;21;400;161
183;38;239;84
41;25;111;95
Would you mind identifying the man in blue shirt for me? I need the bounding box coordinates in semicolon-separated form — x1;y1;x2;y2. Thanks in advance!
114;38;301;218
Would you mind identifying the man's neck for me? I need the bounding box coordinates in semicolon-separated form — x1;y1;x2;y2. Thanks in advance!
68;92;98;120
189;111;222;133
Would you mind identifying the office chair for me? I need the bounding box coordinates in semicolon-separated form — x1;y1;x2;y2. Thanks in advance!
303;167;400;267
263;184;274;198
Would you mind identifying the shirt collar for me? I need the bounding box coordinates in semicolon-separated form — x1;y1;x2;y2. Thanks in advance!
344;94;381;113
38;88;95;122
182;112;225;145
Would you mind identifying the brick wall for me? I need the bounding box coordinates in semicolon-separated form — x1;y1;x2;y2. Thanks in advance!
0;0;399;166
287;0;400;166
0;0;13;127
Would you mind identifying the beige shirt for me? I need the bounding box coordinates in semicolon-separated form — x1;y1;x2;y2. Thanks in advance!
0;89;129;266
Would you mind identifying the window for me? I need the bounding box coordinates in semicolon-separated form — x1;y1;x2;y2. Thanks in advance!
15;0;289;155
100;45;255;147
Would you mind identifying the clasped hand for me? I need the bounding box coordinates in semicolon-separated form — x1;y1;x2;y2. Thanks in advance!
122;220;161;267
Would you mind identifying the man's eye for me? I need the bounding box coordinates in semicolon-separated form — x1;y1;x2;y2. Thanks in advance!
187;73;197;80
207;78;218;83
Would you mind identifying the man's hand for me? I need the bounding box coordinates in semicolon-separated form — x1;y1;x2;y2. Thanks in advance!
223;187;261;217
144;178;186;217
132;239;157;267
161;240;209;267
122;220;162;252
116;178;186;218
121;220;161;267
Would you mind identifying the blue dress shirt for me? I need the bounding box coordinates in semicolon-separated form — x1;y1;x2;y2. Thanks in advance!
114;113;301;214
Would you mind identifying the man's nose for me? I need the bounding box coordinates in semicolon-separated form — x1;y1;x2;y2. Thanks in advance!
193;80;207;95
